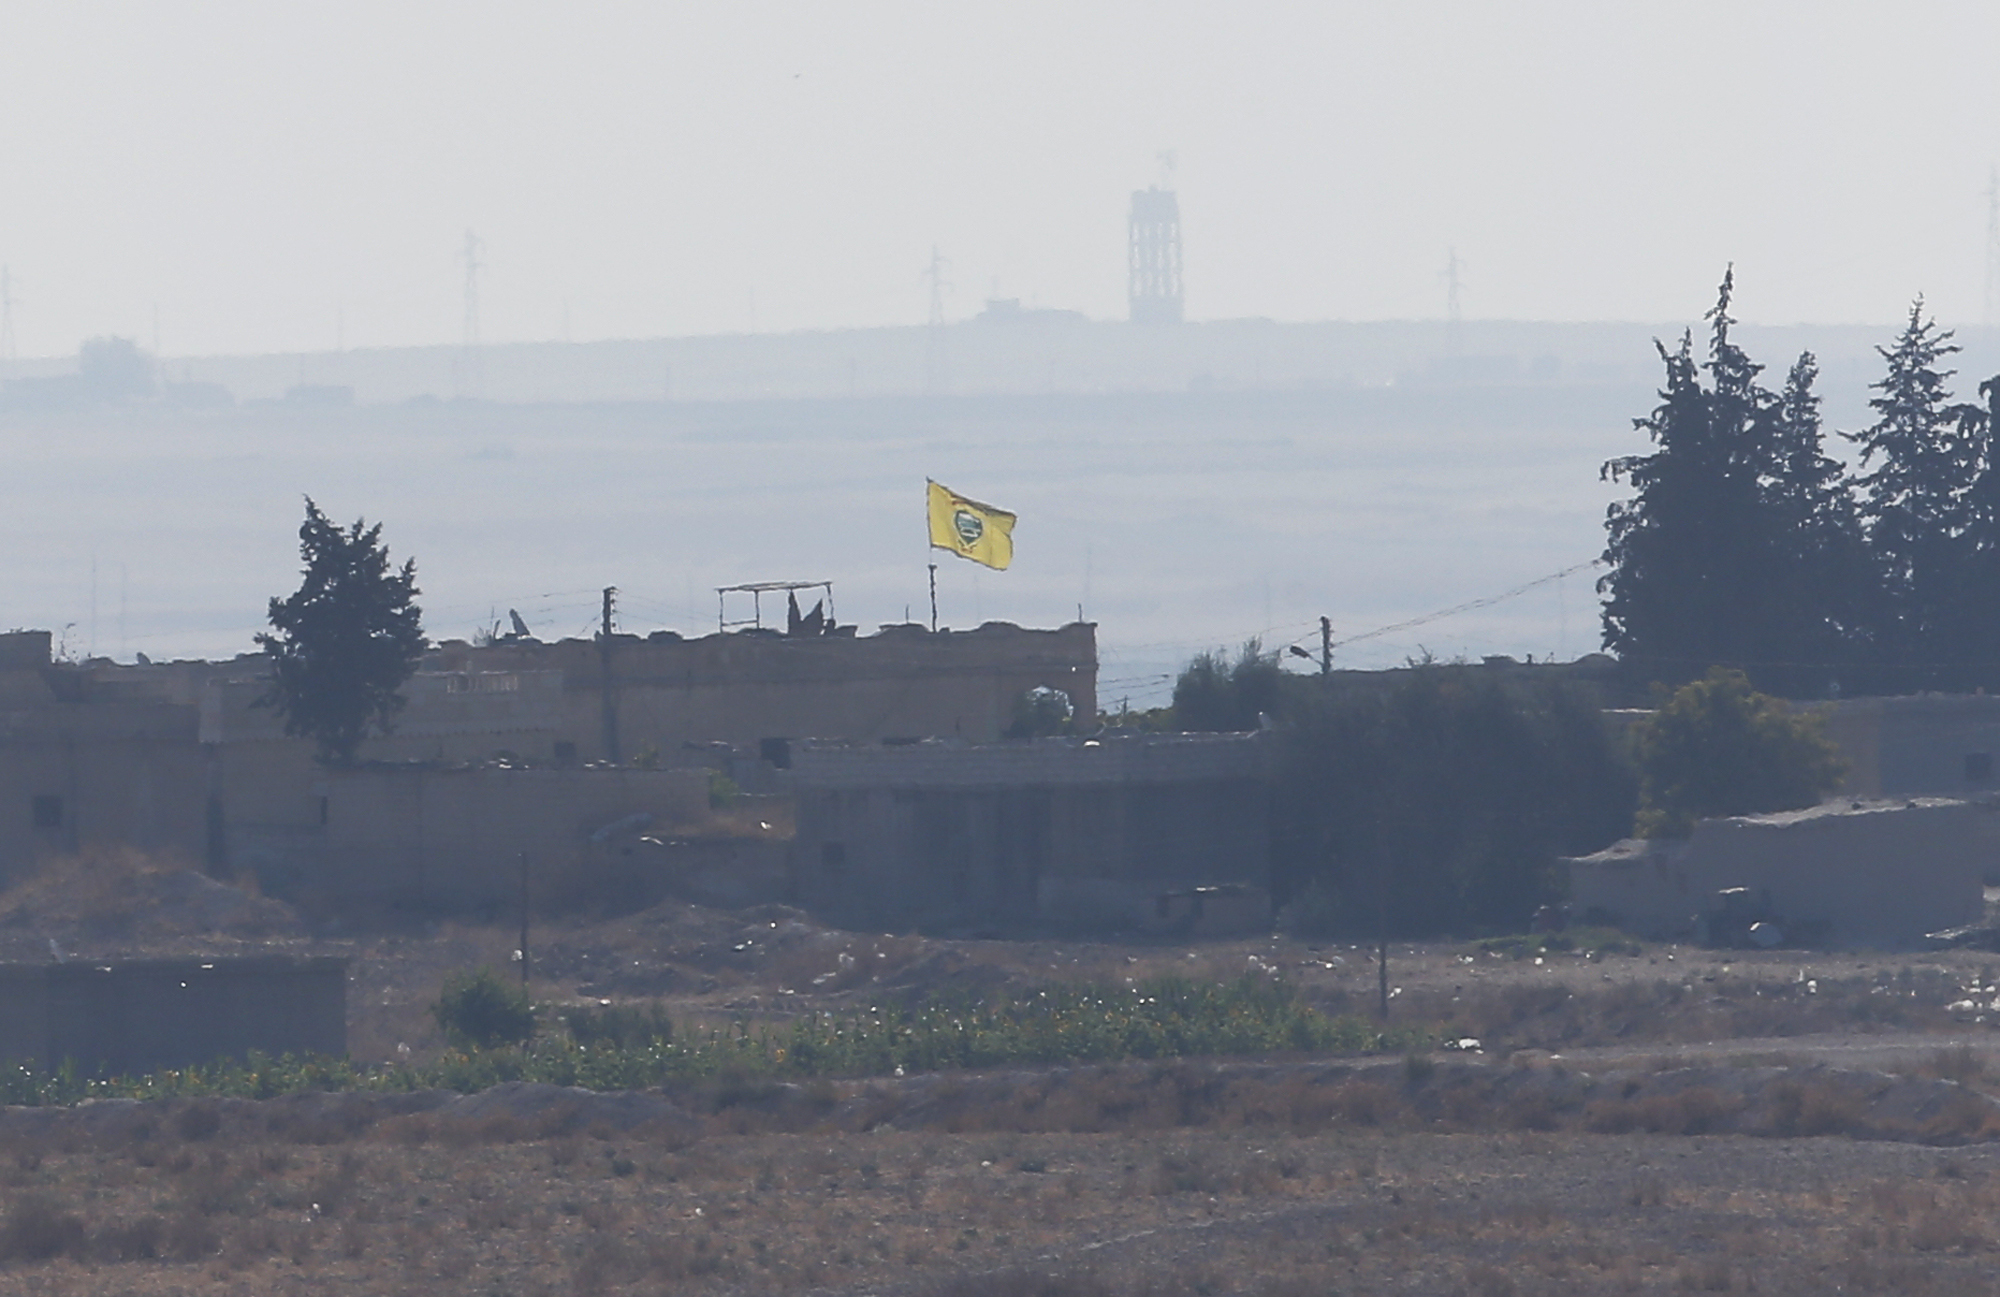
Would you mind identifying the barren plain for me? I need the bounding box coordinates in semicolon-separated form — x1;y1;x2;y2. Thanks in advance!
2;855;2000;1293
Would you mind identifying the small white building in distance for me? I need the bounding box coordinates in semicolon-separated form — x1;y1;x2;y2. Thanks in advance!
1564;798;1990;950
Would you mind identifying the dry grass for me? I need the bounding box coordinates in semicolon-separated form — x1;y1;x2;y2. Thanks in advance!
15;857;2000;1291
0;1062;1986;1294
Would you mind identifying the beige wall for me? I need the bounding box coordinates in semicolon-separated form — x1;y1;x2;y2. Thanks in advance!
0;700;210;883
439;621;1099;762
1819;696;2000;801
1568;798;1988;949
243;766;709;913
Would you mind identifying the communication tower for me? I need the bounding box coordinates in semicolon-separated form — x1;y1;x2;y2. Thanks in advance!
1128;188;1183;324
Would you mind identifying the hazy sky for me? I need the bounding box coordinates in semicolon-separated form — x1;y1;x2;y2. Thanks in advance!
6;2;2000;357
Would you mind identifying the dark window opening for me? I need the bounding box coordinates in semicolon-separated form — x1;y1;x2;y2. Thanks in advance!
759;737;792;769
31;796;62;829
1969;753;1994;785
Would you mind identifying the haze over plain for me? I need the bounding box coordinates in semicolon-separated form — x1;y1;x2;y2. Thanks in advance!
7;2;2000;701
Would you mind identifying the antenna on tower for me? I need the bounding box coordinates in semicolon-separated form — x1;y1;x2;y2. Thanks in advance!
1985;166;1999;328
457;228;484;398
922;245;951;395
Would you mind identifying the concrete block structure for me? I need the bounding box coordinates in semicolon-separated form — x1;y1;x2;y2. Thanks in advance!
235;765;711;913
0;632;213;884
1819;695;2000;801
789;731;1273;933
433;620;1099;763
1565;798;1990;949
0;955;347;1077
0;619;1095;913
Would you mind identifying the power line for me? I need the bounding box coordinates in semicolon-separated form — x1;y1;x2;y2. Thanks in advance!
1112;560;1602;666
1328;559;1602;652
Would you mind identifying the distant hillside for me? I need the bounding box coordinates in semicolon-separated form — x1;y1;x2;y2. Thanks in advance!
13;317;1992;415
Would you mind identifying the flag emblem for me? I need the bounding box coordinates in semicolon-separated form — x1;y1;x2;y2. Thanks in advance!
928;480;1015;570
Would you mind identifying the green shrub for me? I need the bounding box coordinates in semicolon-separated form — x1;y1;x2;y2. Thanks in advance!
707;772;740;809
432;968;536;1049
1633;668;1845;837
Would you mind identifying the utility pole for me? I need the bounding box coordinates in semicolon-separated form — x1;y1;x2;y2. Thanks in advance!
518;850;531;988
599;586;620;762
1320;616;1332;676
1376;816;1392;1016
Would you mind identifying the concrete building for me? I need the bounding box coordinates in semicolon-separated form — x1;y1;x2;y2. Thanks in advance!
1819;694;2000;801
240;764;714;914
188;620;1096;907
0;619;1092;913
1565;798;1990;949
789;731;1273;934
0;955;346;1077
434;620;1099;763
0;632;214;883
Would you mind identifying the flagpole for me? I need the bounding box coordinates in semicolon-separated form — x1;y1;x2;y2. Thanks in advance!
928;563;938;632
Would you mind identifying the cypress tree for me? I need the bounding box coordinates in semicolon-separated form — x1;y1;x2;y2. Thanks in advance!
1757;351;1874;695
1600;270;1778;688
1848;299;1981;687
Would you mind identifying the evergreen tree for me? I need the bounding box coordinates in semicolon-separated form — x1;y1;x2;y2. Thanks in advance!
256;498;426;765
1947;374;2000;681
1849;298;1980;685
1756;351;1874;694
1600;270;1777;688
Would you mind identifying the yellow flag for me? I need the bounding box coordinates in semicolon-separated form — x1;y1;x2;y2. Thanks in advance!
927;480;1016;570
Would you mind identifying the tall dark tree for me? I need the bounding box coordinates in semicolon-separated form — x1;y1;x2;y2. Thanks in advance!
1755;351;1874;694
1274;666;1633;937
1600;270;1778;688
1955;375;2000;678
1848;298;1981;685
256;498;426;765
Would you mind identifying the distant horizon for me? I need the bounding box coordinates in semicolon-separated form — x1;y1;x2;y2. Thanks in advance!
8;312;1992;368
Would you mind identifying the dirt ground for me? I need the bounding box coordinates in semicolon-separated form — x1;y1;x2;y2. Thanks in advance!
8;853;2000;1291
